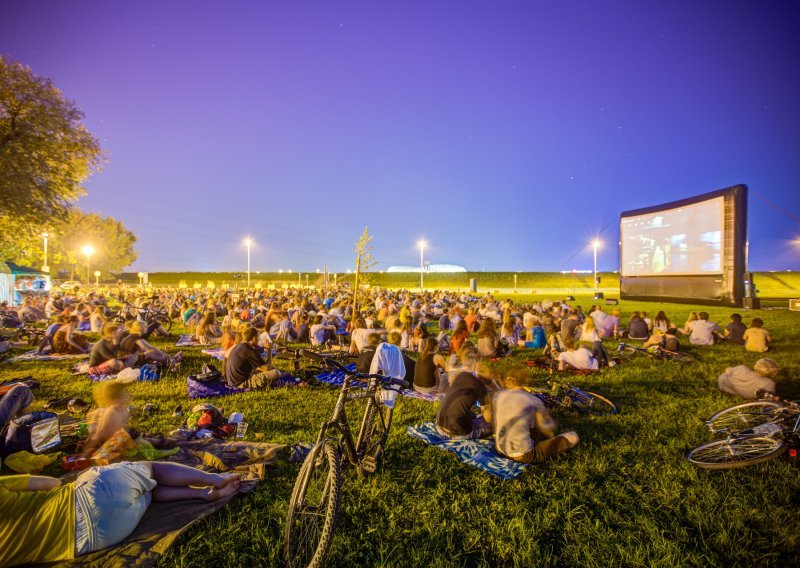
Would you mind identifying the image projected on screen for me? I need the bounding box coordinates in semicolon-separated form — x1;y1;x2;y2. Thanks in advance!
621;197;723;276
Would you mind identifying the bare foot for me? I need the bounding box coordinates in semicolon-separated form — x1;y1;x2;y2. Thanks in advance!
208;479;240;501
215;472;241;489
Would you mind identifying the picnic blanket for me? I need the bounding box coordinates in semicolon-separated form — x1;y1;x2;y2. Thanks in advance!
175;334;201;347
406;422;528;480
53;438;284;568
187;374;303;399
202;347;225;361
314;365;438;403
7;350;89;363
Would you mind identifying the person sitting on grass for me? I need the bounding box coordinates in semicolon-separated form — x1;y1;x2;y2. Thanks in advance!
721;313;747;345
224;325;290;389
386;331;415;382
80;380;134;457
744;318;771;353
309;315;336;346
295;314;310;343
718;358;779;399
477;319;508;358
413;337;446;395
435;350;494;440
52;314;91;355
626;311;650;341
0;461;240;566
501;316;523;347
87;323;138;376
557;338;599;372
653;310;675;334
684;311;720;346
494;366;580;464
449;319;470;354
356;333;381;374
119;321;182;369
196;311;222;345
599;308;621;339
89;305;108;333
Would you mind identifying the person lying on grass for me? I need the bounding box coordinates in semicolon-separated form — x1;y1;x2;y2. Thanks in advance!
87;323;138;376
435;350;495;440
0;461;241;566
119;321;183;369
718;358;780;400
0;383;33;435
494;366;580;464
224;325;290;389
557;338;600;372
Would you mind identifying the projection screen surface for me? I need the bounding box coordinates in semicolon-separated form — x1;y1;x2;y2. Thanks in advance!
621;196;724;276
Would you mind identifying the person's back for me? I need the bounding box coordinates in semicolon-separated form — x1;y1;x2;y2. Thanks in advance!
743;319;770;352
356;346;376;373
436;371;488;437
560;317;581;343
224;342;263;387
726;321;747;345
557;342;598;371
628;317;649;340
530;325;546;348
688;317;718;345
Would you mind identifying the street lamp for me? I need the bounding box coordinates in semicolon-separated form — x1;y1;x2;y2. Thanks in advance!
41;232;49;273
81;245;95;287
94;270;101;286
242;238;253;288
417;239;427;290
592;239;602;294
137;271;144;286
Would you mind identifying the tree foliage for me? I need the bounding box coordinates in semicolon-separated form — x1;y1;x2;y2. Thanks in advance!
0;56;105;221
1;209;137;276
352;227;377;313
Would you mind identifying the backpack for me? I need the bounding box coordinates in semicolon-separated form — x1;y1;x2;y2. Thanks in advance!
1;411;61;457
663;334;679;351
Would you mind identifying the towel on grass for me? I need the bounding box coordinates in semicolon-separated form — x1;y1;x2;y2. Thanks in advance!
175;334;201;347
187;374;302;399
7;350;89;363
202;347;225;361
314;365;437;402
406;422;528;480
53;438;283;568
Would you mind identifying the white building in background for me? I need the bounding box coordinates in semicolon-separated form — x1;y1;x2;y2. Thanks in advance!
386;264;467;273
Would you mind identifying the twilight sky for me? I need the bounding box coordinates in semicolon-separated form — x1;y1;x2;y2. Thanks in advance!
2;1;799;272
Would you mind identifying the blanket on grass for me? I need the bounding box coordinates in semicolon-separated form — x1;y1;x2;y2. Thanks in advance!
53;438;283;568
187;374;303;399
314;365;438;403
202;347;225;361
7;350;89;363
406;422;528;480
175;334;201;347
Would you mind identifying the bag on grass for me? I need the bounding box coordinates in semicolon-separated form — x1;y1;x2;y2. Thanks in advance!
1;411;61;457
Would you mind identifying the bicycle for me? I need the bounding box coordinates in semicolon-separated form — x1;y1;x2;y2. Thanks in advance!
616;341;698;363
522;380;618;416
685;398;800;469
284;350;409;568
111;297;173;334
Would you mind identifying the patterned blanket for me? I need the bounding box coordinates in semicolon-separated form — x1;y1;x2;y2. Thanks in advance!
175;334;201;347
314;365;438;402
7;350;89;363
406;422;529;480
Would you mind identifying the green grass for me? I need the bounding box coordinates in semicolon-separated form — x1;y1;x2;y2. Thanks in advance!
3;298;800;566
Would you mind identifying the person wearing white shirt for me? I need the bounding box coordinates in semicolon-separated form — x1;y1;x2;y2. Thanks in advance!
686;312;720;346
557;339;599;371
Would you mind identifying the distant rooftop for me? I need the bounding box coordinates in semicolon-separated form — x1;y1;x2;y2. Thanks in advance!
386;264;467;273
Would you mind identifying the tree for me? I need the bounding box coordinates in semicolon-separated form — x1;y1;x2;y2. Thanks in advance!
352;227;377;315
0;56;105;221
3;209;137;276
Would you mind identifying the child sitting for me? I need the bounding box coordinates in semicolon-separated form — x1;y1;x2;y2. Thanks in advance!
743;318;771;352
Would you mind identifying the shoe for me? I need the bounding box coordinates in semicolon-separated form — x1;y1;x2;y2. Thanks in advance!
608;361;617;368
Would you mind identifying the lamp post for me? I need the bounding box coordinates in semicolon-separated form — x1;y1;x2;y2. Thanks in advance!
514;273;518;291
81;245;95;287
94;270;101;286
417;239;427;291
592;239;601;294
41;232;49;273
137;272;144;286
243;238;253;288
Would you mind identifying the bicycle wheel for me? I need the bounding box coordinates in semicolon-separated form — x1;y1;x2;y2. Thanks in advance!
564;388;619;415
661;350;698;363
153;312;172;334
356;396;393;472
706;401;784;435
285;439;342;568
686;437;786;469
615;346;639;361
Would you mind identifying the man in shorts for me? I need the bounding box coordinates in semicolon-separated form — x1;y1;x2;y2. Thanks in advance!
225;326;290;389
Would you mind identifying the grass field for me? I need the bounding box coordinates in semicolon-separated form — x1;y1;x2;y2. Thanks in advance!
3;295;800;566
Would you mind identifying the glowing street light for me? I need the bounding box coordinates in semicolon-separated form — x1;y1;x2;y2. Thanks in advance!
243;237;253;288
592;239;602;294
81;244;95;287
417;239;427;290
94;270;101;286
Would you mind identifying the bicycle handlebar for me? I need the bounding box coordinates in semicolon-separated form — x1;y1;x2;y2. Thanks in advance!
300;349;410;389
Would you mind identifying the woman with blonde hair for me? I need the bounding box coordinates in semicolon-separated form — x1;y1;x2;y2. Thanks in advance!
89;305;108;333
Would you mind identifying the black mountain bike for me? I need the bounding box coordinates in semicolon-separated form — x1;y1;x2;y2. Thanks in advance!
284;350;409;568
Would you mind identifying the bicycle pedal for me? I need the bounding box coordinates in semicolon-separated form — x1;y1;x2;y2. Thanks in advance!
360;456;378;473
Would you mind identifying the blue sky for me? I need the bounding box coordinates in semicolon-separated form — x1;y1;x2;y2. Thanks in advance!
2;1;798;272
